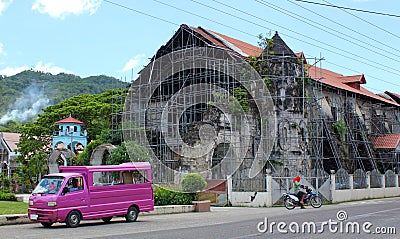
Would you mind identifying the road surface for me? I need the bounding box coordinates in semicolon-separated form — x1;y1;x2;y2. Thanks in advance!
1;197;399;239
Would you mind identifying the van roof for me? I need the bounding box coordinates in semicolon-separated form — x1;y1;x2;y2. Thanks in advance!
45;172;82;177
59;162;151;173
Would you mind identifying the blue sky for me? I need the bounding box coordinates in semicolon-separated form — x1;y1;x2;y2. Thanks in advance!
0;0;399;93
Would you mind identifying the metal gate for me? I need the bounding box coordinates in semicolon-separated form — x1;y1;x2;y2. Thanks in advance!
270;176;331;204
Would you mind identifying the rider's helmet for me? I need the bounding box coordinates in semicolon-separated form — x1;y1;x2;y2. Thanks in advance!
293;175;301;182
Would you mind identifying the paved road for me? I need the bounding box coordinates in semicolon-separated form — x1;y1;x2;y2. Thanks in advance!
1;197;399;239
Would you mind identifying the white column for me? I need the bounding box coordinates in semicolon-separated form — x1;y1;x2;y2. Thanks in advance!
227;175;233;205
330;171;336;202
349;174;354;190
266;174;272;207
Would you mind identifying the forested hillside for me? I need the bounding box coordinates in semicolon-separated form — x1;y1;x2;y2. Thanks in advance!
0;70;128;124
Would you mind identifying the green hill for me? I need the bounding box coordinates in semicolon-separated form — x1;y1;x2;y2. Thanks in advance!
0;70;128;124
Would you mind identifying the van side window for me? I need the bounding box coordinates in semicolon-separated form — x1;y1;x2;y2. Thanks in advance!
67;177;84;192
93;172;121;186
122;170;148;184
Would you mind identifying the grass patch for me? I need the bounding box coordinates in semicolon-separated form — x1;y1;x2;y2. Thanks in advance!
0;201;28;215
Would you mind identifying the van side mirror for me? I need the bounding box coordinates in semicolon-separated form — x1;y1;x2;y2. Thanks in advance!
62;187;69;195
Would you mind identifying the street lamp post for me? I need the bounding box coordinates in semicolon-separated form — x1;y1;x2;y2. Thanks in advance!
69;130;73;166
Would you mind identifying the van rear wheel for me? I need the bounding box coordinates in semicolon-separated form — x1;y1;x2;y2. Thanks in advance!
125;206;138;222
65;210;81;228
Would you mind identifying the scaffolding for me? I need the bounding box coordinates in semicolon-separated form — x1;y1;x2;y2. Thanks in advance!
114;24;400;192
121;26;275;189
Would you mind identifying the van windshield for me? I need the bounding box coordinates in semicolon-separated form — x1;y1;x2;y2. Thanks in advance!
32;176;65;195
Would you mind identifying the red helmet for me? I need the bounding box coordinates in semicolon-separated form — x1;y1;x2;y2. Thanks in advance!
293;175;301;182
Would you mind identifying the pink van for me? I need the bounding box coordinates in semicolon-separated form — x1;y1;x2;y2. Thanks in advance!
28;162;154;228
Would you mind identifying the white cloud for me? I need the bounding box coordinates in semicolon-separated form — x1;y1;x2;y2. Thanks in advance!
32;0;101;19
33;61;73;75
0;0;12;16
122;54;146;72
0;62;73;77
0;66;28;76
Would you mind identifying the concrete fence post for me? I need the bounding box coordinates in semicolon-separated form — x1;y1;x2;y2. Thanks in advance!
349;174;354;190
396;174;399;188
367;172;371;189
227;175;232;205
381;174;385;188
266;174;272;207
330;171;336;202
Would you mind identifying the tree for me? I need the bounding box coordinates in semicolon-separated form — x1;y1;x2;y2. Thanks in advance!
76;140;103;166
14;88;127;190
181;174;207;192
109;142;151;165
15;122;52;186
0;121;23;133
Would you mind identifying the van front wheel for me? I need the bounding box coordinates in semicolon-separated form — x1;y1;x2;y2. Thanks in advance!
125;206;138;222
65;211;81;228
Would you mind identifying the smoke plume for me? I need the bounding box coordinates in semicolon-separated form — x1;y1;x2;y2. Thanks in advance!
0;83;50;124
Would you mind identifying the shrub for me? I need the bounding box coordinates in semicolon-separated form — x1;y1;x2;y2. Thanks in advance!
181;174;207;192
0;191;17;201
153;186;197;206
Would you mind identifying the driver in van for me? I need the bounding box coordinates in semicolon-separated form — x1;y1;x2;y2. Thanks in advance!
70;178;80;192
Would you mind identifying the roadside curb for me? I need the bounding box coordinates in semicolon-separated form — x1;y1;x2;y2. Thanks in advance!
0;214;31;225
0;205;197;226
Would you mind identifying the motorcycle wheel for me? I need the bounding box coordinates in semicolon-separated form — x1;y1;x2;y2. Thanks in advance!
310;195;323;208
284;197;296;210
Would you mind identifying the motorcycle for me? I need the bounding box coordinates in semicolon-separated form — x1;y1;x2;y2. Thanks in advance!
283;186;323;210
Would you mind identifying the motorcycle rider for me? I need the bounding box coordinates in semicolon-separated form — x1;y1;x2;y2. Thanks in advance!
293;175;306;209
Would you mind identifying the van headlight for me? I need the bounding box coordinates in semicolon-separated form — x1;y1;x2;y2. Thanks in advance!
47;202;57;207
29;200;33;206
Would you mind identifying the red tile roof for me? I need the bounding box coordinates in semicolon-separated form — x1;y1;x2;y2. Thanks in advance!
370;134;400;149
54;116;84;125
207;30;263;57
339;75;366;84
296;52;307;64
1;132;20;152
307;66;399;106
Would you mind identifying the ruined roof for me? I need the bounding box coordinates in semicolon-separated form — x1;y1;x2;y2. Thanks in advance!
1;132;20;152
307;66;399;106
188;26;263;57
370;134;400;149
265;31;296;56
54;116;84;125
153;25;398;107
385;91;400;104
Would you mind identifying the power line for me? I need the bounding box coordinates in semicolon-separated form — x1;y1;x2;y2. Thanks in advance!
103;0;399;92
286;0;400;56
195;0;400;77
256;0;400;62
294;0;400;18
152;0;262;40
322;0;400;40
102;0;178;27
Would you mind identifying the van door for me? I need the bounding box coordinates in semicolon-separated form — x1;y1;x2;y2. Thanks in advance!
57;176;88;220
